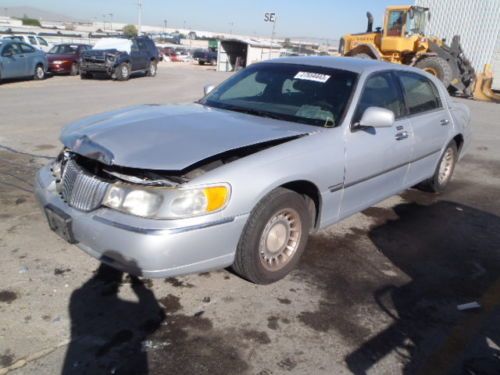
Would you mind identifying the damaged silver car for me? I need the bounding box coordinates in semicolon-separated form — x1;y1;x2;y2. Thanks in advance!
36;57;471;284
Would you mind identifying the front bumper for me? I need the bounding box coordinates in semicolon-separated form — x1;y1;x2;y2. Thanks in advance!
35;165;248;278
48;62;71;73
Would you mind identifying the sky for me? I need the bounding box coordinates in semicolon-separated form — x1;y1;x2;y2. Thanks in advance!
0;0;413;39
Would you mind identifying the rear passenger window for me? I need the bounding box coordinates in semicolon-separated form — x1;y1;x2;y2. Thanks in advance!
399;73;442;114
354;72;404;123
20;43;35;53
28;36;37;45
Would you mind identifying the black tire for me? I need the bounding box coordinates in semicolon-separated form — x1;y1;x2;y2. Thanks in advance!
418;141;458;193
80;72;92;80
33;64;45;80
198;61;205;65
70;63;79;76
415;56;453;88
232;188;311;284
114;63;131;81
147;60;157;77
352;53;372;59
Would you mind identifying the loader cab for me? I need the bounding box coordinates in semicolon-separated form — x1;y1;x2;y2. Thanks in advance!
381;6;429;56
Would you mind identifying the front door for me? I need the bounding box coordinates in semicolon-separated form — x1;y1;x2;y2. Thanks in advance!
340;71;413;218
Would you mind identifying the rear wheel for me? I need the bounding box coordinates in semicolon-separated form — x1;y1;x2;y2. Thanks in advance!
147;60;157;77
418;142;458;193
351;53;373;59
70;63;79;76
415;56;453;88
34;64;45;80
232;188;311;284
114;63;131;81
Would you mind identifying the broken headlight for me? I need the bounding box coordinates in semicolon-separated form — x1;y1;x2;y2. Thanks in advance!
102;183;230;219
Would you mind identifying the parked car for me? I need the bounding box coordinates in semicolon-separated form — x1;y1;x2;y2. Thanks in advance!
0;40;48;82
47;43;92;75
193;48;217;65
36;57;471;284
79;36;159;80
1;34;53;52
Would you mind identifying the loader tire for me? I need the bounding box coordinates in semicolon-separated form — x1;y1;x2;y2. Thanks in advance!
415;56;452;88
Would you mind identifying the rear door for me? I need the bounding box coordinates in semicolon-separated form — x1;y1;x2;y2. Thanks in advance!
396;72;452;186
131;39;148;70
19;43;37;76
340;71;413;218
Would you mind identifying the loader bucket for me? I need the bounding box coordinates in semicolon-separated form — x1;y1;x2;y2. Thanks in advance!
473;64;500;103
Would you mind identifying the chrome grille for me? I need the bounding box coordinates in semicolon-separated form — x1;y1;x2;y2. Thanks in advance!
60;159;108;212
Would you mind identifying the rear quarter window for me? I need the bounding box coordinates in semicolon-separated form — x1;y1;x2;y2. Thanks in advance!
399;72;442;115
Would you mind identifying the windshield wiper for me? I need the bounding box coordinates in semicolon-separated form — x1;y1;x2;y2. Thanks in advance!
222;105;285;120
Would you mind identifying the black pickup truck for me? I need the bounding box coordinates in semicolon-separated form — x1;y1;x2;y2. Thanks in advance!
80;36;159;80
193;49;217;65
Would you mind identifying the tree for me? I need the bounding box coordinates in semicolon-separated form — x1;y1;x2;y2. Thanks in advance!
283;38;292;48
122;24;138;37
20;14;41;27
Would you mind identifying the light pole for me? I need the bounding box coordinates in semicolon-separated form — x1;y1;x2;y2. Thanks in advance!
229;22;234;35
137;0;143;35
108;13;113;31
102;14;106;31
264;12;278;59
164;19;167;34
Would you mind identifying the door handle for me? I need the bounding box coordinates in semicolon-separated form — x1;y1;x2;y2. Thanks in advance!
395;131;408;140
440;119;450;126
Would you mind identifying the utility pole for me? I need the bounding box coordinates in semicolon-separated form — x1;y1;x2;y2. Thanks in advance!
137;0;143;35
229;22;234;35
102;14;106;31
108;13;113;31
164;19;167;34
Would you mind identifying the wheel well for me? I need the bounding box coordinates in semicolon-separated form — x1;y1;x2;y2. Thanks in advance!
345;44;380;60
453;133;464;153
281;180;321;230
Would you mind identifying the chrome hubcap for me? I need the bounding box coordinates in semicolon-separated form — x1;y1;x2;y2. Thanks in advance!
121;66;129;77
259;209;302;271
438;147;454;185
36;67;43;78
151;64;156;75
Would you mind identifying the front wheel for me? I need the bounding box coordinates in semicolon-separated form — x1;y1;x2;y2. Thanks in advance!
114;63;131;81
419;142;458;193
415;56;453;88
34;64;45;80
232;188;311;284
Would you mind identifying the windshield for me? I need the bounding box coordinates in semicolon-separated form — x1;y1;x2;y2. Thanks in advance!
407;9;427;35
200;63;358;127
48;44;78;54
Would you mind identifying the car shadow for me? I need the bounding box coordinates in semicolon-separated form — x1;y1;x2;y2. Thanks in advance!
61;263;165;375
344;199;500;374
0;75;53;85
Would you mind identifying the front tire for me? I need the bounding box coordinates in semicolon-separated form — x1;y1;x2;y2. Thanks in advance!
415;56;453;88
419;142;458;193
232;188;311;284
34;64;45;80
114;63;131;81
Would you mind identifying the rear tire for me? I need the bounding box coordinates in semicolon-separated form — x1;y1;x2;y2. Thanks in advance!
34;64;45;80
147;60;157;77
232;188;311;284
418;142;458;193
352;53;372;59
415;56;453;88
114;63;131;81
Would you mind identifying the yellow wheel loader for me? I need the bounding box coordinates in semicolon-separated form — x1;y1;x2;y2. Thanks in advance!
339;5;476;97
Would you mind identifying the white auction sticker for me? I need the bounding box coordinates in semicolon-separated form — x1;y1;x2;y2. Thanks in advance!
294;71;331;83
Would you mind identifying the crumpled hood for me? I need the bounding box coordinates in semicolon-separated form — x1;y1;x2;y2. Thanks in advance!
60;104;314;171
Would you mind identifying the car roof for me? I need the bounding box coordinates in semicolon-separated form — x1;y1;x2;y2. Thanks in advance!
267;56;424;75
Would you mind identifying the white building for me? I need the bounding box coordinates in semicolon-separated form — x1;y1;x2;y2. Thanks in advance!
415;0;500;90
217;38;282;72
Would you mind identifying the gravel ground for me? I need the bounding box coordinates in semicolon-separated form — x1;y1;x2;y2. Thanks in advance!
0;62;499;375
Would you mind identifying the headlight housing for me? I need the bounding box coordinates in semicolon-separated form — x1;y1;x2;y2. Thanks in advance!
102;183;231;219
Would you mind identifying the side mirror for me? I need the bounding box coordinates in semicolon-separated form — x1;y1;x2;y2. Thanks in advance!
358;107;395;128
203;84;215;96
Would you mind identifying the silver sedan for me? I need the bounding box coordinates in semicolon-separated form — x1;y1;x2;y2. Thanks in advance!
35;57;471;284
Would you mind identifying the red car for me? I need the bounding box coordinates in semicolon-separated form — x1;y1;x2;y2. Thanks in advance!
47;44;92;75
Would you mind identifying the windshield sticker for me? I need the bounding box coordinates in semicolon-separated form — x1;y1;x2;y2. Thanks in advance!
294;72;331;83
